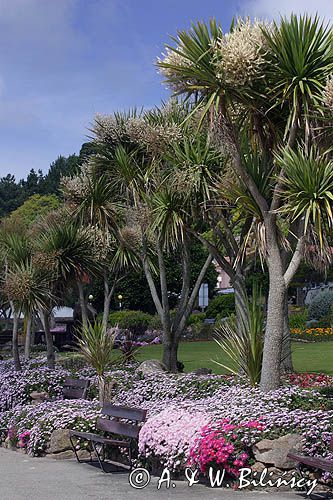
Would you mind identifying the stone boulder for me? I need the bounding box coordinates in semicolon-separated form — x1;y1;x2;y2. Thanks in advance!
192;368;212;375
253;433;303;469
136;359;167;374
30;391;49;405
46;429;72;454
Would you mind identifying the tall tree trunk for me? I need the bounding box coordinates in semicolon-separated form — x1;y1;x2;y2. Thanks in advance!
260;269;286;391
30;313;35;347
77;281;88;328
102;272;116;333
11;303;21;371
24;313;32;360
41;311;55;369
280;294;293;373
233;271;249;334
162;333;178;372
260;214;286;391
260;214;287;393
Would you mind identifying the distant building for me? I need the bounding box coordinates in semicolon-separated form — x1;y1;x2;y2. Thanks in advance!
214;260;234;294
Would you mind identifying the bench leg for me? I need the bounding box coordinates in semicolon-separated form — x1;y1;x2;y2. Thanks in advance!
295;463;315;498
129;443;132;471
69;435;82;464
91;441;109;473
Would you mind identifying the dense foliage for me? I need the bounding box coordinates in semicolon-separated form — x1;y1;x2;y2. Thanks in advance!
309;291;333;321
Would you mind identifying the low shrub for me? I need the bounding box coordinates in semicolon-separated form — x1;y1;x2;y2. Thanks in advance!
308;291;333;321
187;313;206;325
205;294;235;319
108;310;153;335
289;309;308;329
185;323;215;340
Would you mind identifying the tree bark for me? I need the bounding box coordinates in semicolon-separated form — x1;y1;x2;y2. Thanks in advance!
233;271;249;334
280;294;293;373
24;313;32;360
11;303;21;371
102;272;116;333
260;214;286;391
162;335;178;372
41;311;55;369
77;281;88;328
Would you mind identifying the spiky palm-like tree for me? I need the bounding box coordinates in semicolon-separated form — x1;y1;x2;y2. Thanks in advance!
158;14;333;390
34;217;102;367
77;321;116;404
78;105;216;372
63;170;137;332
0;230;31;370
4;262;54;360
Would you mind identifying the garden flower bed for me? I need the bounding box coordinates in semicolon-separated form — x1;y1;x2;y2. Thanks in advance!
0;358;332;486
291;327;333;342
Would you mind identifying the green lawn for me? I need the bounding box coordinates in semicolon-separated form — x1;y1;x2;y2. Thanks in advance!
136;340;333;374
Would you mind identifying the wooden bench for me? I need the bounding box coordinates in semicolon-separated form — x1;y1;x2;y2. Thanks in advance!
69;404;147;473
62;378;90;400
288;436;333;492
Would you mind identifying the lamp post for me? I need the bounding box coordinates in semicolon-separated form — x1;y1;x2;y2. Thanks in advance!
117;294;123;311
88;294;94;304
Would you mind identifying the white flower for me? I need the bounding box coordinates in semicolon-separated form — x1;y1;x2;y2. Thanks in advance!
323;75;333;112
214;19;270;88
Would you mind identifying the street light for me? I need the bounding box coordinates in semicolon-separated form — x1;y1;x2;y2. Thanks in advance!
117;294;123;310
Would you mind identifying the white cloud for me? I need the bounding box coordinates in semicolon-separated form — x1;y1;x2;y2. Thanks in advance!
241;0;333;21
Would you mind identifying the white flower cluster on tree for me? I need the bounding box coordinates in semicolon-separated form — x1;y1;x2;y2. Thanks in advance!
61;163;92;204
214;19;270;88
323;75;333;112
157;46;196;93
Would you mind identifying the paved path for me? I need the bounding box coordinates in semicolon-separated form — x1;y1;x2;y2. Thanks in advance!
0;449;324;500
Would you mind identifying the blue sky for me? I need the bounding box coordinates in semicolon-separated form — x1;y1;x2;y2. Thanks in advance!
0;0;332;179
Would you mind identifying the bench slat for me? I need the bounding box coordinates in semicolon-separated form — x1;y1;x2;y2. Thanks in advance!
63;379;90;400
102;404;147;422
97;417;140;439
288;453;333;473
63;388;88;399
69;430;130;447
64;378;90;389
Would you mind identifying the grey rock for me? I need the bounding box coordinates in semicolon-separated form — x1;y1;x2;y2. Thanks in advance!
47;429;72;454
192;368;212;375
136;359;167;374
253;433;303;469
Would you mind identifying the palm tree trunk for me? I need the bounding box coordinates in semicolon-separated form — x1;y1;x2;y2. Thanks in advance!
162;333;178;372
260;270;286;391
41;311;55;369
11;302;21;371
24;313;32;360
30;313;35;347
260;217;286;391
162;339;178;373
102;272;116;332
233;271;249;334
280;294;293;373
77;281;88;328
98;375;106;405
